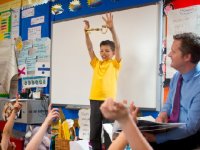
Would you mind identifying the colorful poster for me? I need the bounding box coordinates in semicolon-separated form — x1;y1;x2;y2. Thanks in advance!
22;76;48;88
0;10;11;41
17;38;50;76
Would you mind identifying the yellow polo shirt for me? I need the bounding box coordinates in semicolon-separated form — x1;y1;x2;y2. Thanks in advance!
89;57;121;101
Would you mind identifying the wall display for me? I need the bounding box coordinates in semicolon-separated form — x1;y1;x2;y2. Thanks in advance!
69;0;82;12
51;4;64;15
22;76;48;88
17;37;50;76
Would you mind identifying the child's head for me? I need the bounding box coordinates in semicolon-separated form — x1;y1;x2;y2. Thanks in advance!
100;40;115;60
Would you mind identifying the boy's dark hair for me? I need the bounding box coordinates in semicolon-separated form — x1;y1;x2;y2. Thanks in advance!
173;32;200;64
100;40;115;51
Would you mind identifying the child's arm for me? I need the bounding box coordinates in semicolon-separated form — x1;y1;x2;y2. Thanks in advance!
100;98;153;150
108;132;128;150
1;97;22;150
25;105;59;150
118;114;153;150
83;20;96;60
102;13;121;62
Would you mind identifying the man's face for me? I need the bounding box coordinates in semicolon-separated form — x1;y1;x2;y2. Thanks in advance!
168;40;189;71
100;45;114;61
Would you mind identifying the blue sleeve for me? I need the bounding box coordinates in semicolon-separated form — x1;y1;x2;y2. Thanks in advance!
156;92;200;143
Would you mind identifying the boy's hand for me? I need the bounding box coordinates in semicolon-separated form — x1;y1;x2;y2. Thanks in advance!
102;13;114;30
83;20;90;31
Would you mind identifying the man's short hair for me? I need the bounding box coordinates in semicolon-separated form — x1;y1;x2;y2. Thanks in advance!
100;40;115;51
173;32;200;64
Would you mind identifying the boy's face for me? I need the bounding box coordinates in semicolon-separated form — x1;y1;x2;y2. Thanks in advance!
100;45;114;61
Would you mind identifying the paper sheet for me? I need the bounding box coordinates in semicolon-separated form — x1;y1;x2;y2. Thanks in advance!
102;123;113;141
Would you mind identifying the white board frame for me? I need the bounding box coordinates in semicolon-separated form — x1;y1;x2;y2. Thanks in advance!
51;2;163;110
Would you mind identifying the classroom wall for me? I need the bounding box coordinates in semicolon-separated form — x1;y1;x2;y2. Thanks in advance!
0;1;200;147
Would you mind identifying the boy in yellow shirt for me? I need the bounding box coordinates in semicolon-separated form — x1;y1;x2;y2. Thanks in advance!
84;13;121;150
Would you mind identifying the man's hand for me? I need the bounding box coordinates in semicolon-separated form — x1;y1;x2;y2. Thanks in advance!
156;112;168;123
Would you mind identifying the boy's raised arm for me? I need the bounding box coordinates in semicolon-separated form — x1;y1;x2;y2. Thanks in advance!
102;13;121;62
84;20;96;60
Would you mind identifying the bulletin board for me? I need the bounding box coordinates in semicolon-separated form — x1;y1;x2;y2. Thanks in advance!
20;3;51;41
51;2;163;109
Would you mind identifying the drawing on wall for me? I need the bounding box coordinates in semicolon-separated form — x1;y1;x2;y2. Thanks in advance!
18;64;27;78
15;36;23;52
87;0;102;8
69;0;81;12
51;4;64;15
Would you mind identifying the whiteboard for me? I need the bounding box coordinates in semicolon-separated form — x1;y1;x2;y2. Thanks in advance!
51;3;163;109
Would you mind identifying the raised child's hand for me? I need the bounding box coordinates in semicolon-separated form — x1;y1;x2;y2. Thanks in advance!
129;101;139;123
13;95;22;113
45;107;60;125
83;20;90;31
102;13;114;30
100;98;129;122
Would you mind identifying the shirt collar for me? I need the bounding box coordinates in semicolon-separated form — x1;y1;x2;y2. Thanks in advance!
182;63;200;81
